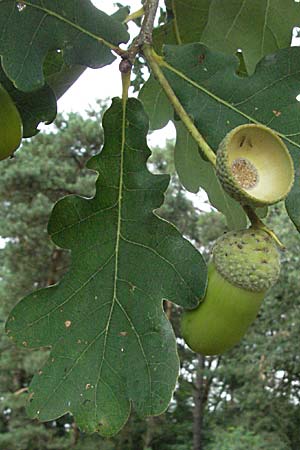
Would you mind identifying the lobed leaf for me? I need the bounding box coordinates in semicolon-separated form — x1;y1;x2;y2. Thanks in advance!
6;98;206;436
0;0;129;91
201;0;299;74
153;0;299;74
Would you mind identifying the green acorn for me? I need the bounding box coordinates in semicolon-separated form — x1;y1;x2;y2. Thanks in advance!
0;83;22;161
216;124;294;207
181;228;281;355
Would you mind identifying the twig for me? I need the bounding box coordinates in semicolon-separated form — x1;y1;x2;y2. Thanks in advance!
14;387;28;396
120;0;159;66
137;0;159;45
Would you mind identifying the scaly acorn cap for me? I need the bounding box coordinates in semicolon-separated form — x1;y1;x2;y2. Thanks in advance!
213;228;281;292
216;124;294;207
181;228;281;355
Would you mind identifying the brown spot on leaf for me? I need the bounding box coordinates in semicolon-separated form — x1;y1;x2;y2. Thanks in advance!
119;331;128;337
198;54;205;64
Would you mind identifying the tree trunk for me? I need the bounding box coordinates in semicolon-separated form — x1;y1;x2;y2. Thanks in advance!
192;354;206;450
143;416;156;449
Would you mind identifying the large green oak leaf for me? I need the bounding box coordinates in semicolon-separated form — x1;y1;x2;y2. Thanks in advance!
6;98;206;436
0;0;129;91
201;0;300;74
159;43;300;230
153;0;299;74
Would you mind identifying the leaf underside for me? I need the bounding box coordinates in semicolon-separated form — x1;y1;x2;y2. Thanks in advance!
0;0;129;92
6;98;207;436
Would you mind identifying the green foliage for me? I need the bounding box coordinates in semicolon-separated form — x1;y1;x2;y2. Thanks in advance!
153;0;298;74
1;0;300;444
0;1;129;91
207;426;289;450
0;107;103;449
139;75;173;130
0;105;206;448
6;98;206;436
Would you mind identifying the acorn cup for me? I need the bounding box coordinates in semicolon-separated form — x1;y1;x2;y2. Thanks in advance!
216;124;294;207
181;228;281;356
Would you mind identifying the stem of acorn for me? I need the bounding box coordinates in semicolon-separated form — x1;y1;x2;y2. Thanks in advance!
143;45;217;166
243;205;285;250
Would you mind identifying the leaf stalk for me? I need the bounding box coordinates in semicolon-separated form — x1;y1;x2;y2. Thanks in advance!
143;45;217;166
123;7;145;24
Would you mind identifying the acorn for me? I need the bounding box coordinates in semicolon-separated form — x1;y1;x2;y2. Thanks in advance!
0;83;22;160
216;124;294;207
181;228;281;355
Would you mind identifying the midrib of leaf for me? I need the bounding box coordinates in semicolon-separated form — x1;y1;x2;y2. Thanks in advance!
15;12;48;92
95;99;152;417
22;1;118;51
224;0;246;40
162;60;300;151
261;0;270;58
95;97;128;387
171;0;182;44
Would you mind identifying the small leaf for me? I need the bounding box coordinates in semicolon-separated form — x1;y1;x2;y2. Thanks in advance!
153;0;210;51
0;0;129;91
6;98;206;436
174;121;247;230
139;75;173;130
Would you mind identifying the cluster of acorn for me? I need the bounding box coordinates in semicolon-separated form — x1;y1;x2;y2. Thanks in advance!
181;124;294;355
